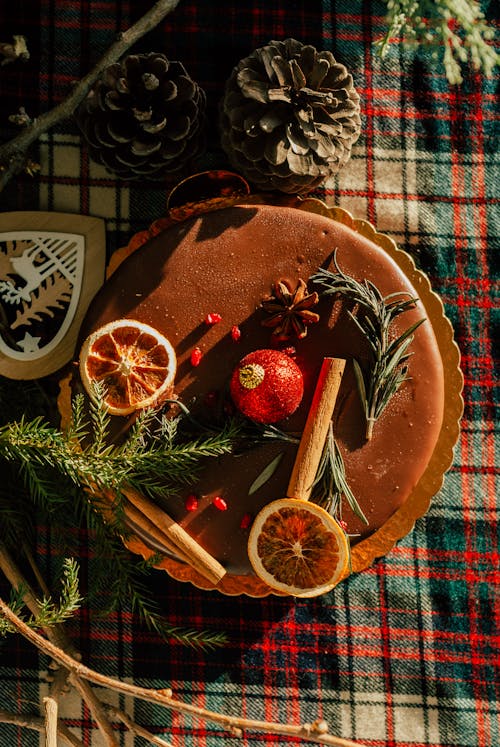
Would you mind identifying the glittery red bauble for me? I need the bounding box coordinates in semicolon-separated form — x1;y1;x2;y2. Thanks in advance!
229;349;304;423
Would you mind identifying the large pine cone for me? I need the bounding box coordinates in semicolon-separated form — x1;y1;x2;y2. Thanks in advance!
76;53;206;181
220;38;361;194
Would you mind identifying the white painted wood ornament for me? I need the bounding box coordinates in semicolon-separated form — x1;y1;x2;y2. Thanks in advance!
0;212;106;379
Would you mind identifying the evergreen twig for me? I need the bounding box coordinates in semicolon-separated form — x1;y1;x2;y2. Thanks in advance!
0;385;237;648
0;558;82;636
377;0;499;85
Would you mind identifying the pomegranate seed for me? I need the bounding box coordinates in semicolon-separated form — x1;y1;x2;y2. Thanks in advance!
239;512;252;529
339;519;348;532
231;325;241;342
212;495;227;511
204;312;222;325
281;346;296;357
204;390;218;407
223;399;235;415
185;495;199;512
190;347;202;366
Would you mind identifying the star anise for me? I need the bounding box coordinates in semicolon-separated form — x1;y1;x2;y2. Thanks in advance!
261;278;320;341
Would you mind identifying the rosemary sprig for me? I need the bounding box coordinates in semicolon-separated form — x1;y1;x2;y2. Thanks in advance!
311;423;368;528
311;254;425;440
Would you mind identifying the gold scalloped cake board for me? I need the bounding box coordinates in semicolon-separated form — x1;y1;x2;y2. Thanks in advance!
63;197;464;597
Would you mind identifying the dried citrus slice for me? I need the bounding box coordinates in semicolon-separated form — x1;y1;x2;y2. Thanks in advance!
247;498;349;597
79;319;176;416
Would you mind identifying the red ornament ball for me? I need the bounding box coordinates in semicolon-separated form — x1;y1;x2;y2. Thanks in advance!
229;349;304;424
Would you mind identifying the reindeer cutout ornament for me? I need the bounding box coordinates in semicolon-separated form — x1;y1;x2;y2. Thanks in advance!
0;212;106;379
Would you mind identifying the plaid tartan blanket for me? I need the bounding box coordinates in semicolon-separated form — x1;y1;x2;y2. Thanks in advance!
0;1;498;746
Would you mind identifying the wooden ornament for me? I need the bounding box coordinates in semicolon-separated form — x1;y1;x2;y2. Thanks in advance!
0;211;106;379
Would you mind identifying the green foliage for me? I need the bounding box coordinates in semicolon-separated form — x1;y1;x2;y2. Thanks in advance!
378;0;499;84
0;380;238;647
0;389;239;502
312;254;425;440
312;423;368;528
0;558;82;636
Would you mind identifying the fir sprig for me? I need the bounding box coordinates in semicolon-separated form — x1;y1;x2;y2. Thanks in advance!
0;395;239;501
311;256;425;440
377;0;499;85
0;386;240;647
0;558;82;637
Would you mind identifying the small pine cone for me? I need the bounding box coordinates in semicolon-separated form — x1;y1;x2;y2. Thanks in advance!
76;53;206;181
220;38;361;194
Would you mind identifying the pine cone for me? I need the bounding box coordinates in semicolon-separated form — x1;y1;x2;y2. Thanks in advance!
76;53;206;181
220;38;361;194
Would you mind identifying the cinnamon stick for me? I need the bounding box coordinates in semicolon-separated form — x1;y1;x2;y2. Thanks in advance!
121;500;193;565
287;357;346;502
123;487;227;585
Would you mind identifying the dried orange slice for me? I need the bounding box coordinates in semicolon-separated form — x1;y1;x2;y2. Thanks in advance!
79;319;176;416
247;498;349;597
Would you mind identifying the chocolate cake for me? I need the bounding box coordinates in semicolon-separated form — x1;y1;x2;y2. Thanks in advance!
77;202;445;577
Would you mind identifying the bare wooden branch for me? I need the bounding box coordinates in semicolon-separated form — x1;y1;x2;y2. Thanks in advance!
106;706;174;746
0;0;182;191
0;595;362;747
43;697;58;747
0;36;29;64
0;708;84;747
0;542;119;747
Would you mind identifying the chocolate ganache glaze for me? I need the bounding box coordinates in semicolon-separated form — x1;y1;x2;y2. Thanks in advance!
77;204;444;574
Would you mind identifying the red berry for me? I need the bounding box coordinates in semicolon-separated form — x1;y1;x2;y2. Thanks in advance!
204;390;218;407
239;512;253;529
185;495;199;512
231;325;241;342
190;347;202;366
204;312;222;325
212;495;227;511
229;349;304;424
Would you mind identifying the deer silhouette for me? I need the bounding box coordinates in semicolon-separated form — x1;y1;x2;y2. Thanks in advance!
5;236;78;304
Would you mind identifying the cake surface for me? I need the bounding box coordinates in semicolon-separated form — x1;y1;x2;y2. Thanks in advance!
77;203;445;575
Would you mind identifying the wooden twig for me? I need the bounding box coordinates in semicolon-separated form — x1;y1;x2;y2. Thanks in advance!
0;708;84;747
0;596;363;747
0;36;29;65
43;697;58;747
106;706;174;746
0;0;182;191
0;542;119;747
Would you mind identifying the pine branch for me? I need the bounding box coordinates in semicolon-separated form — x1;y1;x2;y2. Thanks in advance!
0;541;121;746
0;558;82;636
0;401;238;500
0;387;237;648
377;0;499;84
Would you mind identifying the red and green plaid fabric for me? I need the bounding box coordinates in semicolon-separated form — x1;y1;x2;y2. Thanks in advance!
0;1;499;745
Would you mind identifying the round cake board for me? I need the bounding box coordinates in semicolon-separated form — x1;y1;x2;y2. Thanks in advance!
59;198;463;597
